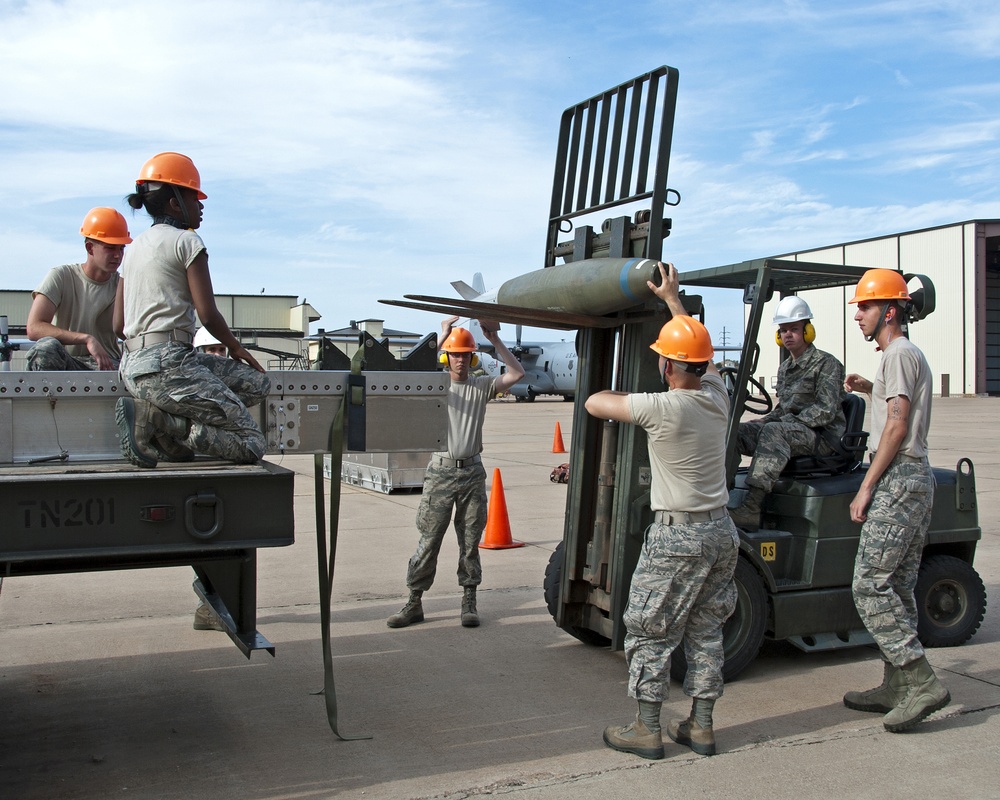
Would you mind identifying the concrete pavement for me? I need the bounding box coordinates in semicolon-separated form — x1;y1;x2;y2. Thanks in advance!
1;396;998;799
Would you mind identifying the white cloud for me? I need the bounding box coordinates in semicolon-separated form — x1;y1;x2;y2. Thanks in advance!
1;0;998;337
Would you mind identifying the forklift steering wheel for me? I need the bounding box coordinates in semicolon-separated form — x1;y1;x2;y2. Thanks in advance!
719;365;773;415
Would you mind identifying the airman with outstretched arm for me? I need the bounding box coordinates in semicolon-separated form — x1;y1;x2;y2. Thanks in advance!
585;262;737;759
387;316;525;629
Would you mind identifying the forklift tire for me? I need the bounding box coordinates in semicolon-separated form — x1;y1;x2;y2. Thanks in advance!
670;557;768;683
544;541;611;647
915;554;987;648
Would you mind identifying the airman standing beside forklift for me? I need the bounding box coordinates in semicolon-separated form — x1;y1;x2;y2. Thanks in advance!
585;262;737;760
843;268;948;732
730;296;846;530
386;316;524;629
26;208;132;371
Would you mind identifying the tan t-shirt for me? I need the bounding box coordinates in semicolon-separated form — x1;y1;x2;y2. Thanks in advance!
121;224;204;339
33;263;120;360
628;373;730;512
440;374;498;460
872;336;932;458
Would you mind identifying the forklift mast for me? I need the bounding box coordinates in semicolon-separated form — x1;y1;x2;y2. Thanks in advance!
550;66;682;648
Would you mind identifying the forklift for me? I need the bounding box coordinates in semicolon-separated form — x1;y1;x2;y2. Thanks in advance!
535;67;985;680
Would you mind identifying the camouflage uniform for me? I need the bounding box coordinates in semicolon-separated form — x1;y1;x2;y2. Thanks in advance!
403;373;496;593
406;459;488;591
27;337;107;371
625;516;739;702
852;455;934;666
624;374;736;704
120;342;269;463
737;344;846;490
851;336;935;669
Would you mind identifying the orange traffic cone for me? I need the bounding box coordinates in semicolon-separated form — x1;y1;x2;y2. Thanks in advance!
480;469;524;550
552;421;566;453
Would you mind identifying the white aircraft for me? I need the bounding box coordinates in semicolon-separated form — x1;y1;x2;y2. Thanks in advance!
453;274;577;402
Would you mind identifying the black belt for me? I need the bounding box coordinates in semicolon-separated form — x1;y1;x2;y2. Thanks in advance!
653;507;729;525
432;454;482;468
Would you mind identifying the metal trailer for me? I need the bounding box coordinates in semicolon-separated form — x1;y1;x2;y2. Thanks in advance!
0;365;447;658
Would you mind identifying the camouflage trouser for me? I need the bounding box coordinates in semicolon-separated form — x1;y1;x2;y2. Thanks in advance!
624;516;739;703
405;460;488;592
26;337;112;371
120;342;269;463
737;419;823;491
852;456;934;667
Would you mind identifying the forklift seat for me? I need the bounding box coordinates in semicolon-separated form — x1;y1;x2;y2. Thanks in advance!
781;394;869;478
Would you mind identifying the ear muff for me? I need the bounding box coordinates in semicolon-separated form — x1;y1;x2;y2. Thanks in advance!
775;323;816;346
438;352;480;367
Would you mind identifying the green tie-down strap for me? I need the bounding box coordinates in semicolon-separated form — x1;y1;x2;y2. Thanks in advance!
313;395;372;741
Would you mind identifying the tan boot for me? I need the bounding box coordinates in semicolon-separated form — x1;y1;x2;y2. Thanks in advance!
461;586;480;628
729;487;766;531
193;602;226;632
387;591;424;628
666;716;716;756
602;715;664;760
844;660;907;713
882;656;950;732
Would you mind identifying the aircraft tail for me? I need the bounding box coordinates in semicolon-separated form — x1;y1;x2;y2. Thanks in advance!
451;273;493;349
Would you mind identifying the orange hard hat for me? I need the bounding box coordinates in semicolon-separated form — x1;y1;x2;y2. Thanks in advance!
650;315;714;362
80;207;132;245
136;152;207;199
441;327;478;353
849;269;910;304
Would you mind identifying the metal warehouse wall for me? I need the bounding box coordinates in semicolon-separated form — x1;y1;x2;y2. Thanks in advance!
747;221;993;397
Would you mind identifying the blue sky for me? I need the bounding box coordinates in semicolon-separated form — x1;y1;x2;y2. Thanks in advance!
1;0;998;347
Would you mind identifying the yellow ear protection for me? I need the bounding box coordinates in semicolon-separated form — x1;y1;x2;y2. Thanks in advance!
775;322;816;347
439;351;480;368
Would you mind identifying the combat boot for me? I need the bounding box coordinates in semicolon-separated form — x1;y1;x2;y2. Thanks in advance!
666;716;716;756
116;397;191;468
729;487;766;531
387;591;424;628
602;715;664;760
461;586;480;628
152;431;194;463
843;660;907;713
882;655;950;732
116;397;161;468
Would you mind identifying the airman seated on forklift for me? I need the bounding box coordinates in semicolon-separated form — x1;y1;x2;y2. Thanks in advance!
730;296;847;530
